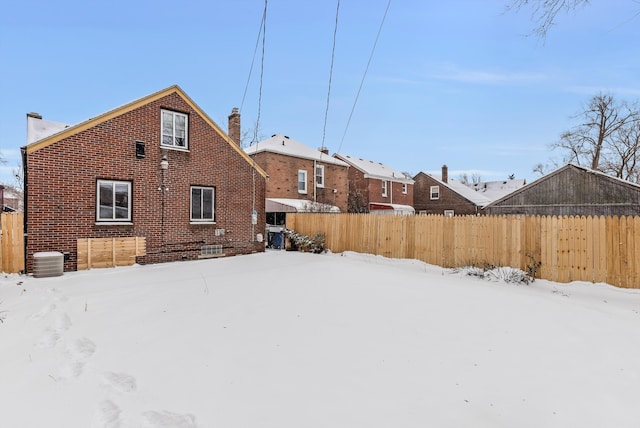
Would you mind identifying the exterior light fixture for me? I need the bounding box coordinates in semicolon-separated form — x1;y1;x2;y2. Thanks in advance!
160;156;169;170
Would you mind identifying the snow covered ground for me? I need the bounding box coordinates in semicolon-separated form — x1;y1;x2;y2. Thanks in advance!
2;250;640;428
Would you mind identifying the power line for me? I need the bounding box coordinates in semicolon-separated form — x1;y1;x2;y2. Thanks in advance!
239;13;265;113
253;0;268;145
321;0;341;152
337;0;391;154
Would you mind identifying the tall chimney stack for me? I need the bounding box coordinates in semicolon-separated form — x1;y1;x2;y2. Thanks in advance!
228;107;240;146
441;165;448;183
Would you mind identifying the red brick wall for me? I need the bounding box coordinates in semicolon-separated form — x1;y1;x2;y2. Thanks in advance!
413;172;479;215
346;168;414;212
25;92;266;272
250;151;349;212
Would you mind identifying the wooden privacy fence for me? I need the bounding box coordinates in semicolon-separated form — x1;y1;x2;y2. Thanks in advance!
287;213;640;289
0;212;25;274
77;237;146;270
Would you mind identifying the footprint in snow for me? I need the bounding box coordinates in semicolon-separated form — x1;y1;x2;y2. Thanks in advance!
91;400;122;428
35;313;72;349
58;337;96;379
35;329;61;349
141;410;198;428
102;372;137;393
30;303;57;321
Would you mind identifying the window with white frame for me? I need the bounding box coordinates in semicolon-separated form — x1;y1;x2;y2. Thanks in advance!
161;110;188;149
191;186;215;222
444;210;454;217
430;185;440;200
315;165;325;188
381;180;388;197
298;170;308;194
402;183;408;194
97;179;132;222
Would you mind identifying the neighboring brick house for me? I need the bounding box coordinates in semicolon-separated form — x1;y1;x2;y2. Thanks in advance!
22;85;268;272
1;185;24;212
244;134;350;213
413;165;491;216
333;154;414;214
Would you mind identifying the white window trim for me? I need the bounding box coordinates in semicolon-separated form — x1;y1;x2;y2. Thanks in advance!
402;183;408;194
430;185;440;200
96;179;132;222
444;210;454;217
298;170;308;194
315;165;325;188
190;186;215;223
381;180;388;197
161;109;189;150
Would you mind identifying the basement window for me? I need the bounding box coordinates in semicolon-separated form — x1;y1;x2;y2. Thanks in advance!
200;244;223;258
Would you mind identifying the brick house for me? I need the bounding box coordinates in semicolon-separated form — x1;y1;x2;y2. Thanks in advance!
245;133;349;215
413;165;491;216
22;85;268;272
333;154;414;214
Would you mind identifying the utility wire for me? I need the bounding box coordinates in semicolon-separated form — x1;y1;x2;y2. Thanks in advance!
321;0;341;152
337;0;391;154
253;0;268;145
240;14;265;113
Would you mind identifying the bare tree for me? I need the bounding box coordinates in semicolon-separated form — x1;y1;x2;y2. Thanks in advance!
532;161;555;176
604;121;640;182
459;173;483;185
347;190;368;213
551;93;640;182
507;0;640;38
553;93;639;169
506;0;590;38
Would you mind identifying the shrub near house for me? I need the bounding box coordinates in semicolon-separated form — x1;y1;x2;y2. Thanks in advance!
22;85;267;272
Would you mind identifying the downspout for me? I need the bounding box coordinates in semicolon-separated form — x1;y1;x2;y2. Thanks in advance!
313;160;317;203
20;146;28;274
390;180;393;204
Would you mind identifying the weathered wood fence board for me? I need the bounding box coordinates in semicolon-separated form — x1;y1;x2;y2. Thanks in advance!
0;212;25;274
77;237;146;270
287;213;640;289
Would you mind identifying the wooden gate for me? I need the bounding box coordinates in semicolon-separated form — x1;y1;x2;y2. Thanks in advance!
0;212;25;274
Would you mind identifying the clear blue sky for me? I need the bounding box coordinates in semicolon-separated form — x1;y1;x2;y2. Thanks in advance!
1;0;638;186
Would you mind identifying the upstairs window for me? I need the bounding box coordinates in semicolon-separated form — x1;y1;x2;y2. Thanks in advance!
298;170;308;194
430;185;440;200
191;186;215;222
161;110;188;149
315;165;325;188
381;180;388;197
402;183;408;194
97;180;132;222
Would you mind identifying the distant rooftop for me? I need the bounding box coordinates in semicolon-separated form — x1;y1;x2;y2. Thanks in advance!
245;134;349;166
334;154;414;183
467;179;527;202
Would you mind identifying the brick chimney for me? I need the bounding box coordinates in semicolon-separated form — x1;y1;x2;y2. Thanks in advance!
441;165;448;183
228;107;240;145
319;147;329;155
